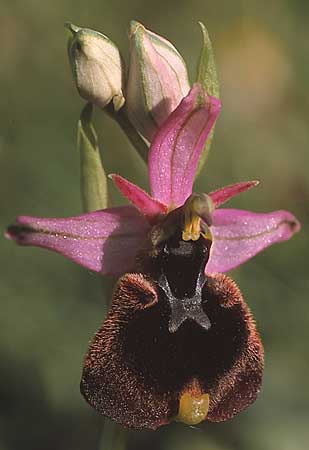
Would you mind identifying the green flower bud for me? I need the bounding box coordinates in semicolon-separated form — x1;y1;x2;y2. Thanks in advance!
66;23;125;111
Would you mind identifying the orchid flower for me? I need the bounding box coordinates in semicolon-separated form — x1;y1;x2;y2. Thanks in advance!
6;83;300;430
7;84;299;276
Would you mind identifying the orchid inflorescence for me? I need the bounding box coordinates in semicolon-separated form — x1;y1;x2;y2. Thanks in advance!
6;21;300;430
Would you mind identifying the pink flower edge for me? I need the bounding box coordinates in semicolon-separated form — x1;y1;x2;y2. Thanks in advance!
207;208;300;273
110;174;167;221
6;206;150;275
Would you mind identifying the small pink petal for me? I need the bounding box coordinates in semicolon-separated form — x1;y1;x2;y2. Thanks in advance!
207;208;300;274
148;83;221;208
6;206;150;275
110;174;167;221
209;180;259;208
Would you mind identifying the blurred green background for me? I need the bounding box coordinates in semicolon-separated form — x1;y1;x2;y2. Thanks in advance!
1;0;308;449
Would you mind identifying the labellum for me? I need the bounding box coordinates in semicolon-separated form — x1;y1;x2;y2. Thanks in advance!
81;205;264;430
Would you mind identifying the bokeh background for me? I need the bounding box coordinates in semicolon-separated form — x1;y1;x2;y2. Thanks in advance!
1;0;308;449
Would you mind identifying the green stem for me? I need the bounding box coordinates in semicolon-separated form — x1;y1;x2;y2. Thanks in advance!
106;105;149;162
98;419;127;450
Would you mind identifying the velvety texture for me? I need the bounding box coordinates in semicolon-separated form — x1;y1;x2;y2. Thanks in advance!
81;272;263;429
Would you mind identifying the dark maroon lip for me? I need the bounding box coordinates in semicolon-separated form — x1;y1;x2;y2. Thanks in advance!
80;231;263;430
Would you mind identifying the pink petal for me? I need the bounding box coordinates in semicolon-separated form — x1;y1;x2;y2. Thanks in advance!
209;180;259;208
6;206;150;275
148;83;221;208
110;174;167;221
207;209;300;274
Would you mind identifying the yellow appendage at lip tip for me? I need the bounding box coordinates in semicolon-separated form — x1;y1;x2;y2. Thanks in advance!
176;392;210;425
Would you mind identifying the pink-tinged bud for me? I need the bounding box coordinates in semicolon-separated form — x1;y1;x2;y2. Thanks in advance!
66;23;125;111
126;21;190;141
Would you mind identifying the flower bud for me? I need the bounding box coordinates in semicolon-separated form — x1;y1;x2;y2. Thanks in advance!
126;21;190;141
66;23;125;111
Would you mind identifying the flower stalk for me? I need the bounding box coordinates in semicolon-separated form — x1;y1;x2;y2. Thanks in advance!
99;419;126;450
106;104;149;162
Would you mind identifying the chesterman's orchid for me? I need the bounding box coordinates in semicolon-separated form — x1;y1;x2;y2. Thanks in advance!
6;83;299;430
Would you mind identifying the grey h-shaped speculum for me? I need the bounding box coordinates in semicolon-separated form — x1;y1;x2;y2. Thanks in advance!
158;269;211;333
